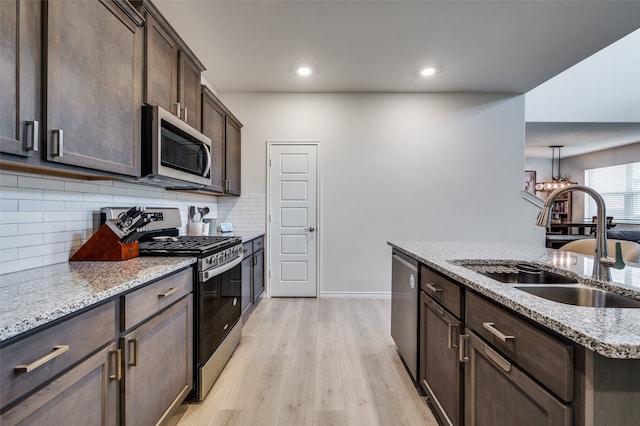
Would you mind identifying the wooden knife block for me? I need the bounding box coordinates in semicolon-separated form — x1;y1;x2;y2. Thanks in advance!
70;223;139;261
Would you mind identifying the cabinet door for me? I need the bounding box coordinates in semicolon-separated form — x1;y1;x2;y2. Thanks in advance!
179;53;201;130
0;343;119;426
0;0;41;158
45;0;142;176
201;87;226;193
225;117;241;195
241;256;252;312
420;293;462;426
253;248;264;299
464;331;572;426
143;14;178;115
122;295;192;426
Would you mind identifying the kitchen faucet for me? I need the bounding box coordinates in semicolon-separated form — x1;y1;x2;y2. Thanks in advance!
536;185;624;280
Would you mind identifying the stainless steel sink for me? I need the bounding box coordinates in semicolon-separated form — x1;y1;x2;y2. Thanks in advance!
515;285;640;308
459;262;578;285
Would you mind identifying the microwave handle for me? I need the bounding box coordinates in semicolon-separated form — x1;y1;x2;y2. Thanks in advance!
202;144;211;178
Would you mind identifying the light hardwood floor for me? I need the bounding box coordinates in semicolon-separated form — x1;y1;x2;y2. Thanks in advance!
169;298;438;426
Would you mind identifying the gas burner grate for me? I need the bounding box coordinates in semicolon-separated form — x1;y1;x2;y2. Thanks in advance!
139;236;242;256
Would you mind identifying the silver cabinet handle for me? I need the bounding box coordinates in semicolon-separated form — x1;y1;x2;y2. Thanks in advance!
459;334;469;363
201;144;211;178
426;283;442;294
183;107;188;123
24;121;39;151
305;226;315;232
483;322;515;343
109;349;122;381
174;102;181;118
484;344;512;372
15;345;69;373
225;180;230;192
158;287;178;298
52;129;63;157
128;338;139;366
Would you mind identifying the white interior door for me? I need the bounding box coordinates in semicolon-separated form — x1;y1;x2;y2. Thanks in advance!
268;143;318;297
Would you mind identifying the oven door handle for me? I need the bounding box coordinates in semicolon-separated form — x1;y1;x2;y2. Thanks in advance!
199;255;243;282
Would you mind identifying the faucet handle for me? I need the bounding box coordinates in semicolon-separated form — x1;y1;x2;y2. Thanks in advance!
612;242;625;269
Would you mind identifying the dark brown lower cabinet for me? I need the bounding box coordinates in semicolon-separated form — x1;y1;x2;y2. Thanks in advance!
0;342;119;426
420;292;462;426
121;294;193;426
463;330;572;426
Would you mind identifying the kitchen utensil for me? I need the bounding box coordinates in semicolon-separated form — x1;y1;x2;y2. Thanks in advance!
189;206;196;222
200;207;210;220
117;206;141;229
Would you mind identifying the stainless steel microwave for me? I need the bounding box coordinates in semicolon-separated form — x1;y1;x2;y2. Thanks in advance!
141;105;212;188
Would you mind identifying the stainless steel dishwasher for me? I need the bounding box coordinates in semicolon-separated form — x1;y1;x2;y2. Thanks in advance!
391;250;418;380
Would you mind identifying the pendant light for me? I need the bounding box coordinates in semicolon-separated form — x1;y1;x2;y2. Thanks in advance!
534;145;576;192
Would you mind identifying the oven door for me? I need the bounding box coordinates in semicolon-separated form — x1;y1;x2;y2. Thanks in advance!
197;258;242;364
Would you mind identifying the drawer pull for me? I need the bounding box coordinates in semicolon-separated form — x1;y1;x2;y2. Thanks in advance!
128;338;139;366
484;344;512;372
426;283;442;294
459;334;470;363
158;287;178;298
448;323;459;349
430;300;445;316
109;349;122;381
14;345;69;373
483;322;515;343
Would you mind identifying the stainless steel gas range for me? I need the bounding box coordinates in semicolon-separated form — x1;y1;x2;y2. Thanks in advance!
101;207;243;401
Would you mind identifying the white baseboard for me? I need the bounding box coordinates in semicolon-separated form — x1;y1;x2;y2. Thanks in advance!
320;291;391;299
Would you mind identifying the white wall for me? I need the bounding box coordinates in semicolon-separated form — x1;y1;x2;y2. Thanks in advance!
526;29;640;122
0;171;218;275
219;92;544;296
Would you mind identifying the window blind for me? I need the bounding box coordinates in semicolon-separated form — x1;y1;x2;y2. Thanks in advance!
584;162;640;223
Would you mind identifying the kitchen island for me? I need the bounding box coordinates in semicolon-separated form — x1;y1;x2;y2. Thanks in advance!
389;240;640;426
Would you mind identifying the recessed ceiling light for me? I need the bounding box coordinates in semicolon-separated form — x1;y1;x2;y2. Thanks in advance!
420;67;436;77
297;67;312;76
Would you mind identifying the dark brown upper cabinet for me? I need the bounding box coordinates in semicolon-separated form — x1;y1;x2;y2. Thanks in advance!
0;0;41;160
201;86;242;196
44;0;144;177
132;0;205;131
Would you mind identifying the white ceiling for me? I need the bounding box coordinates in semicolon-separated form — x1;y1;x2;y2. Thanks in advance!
154;0;640;155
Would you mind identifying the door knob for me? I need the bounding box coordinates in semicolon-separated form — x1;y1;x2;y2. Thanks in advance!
305;226;315;232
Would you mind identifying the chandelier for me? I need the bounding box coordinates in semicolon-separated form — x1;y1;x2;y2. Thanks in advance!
534;145;576;192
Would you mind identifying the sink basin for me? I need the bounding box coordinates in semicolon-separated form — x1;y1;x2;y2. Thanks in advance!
516;285;640;308
459;262;578;285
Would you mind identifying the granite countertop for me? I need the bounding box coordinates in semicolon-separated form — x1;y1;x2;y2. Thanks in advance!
0;257;196;344
388;240;640;359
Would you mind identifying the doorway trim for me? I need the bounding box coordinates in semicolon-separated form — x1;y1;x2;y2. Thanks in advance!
266;140;322;298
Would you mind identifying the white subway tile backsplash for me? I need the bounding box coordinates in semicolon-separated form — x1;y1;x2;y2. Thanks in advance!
18;176;65;191
1;186;43;200
0;173;18;187
19;200;66;212
0;224;17;237
1;172;221;274
1;234;44;249
0;212;43;223
0;199;18;211
64;181;101;193
19;221;67;235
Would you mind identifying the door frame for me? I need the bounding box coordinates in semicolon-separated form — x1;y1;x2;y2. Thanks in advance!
266;140;322;298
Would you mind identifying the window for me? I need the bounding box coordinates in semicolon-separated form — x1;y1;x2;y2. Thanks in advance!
584;162;640;223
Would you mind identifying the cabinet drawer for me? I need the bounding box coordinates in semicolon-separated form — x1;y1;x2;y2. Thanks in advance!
252;236;264;252
0;300;116;410
421;266;462;318
242;241;253;257
122;268;192;331
465;292;574;401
